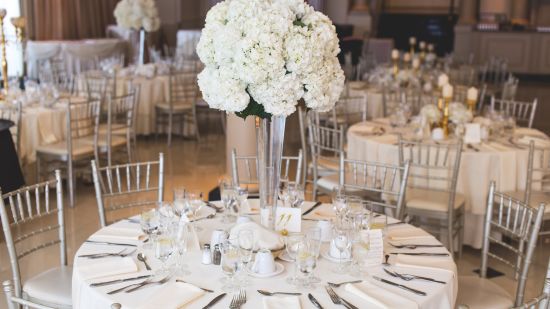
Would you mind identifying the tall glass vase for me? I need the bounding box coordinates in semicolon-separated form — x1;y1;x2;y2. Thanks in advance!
138;28;146;66
256;115;286;230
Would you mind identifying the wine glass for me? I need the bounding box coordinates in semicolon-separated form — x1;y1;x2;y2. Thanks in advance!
173;187;186;217
220;180;237;223
332;187;348;220
236;186;249;215
296;241;317;289
155;235;175;276
157;202;176;234
171;221;191;276
185;189;204;231
140;209;160;250
278;177;290;207
288;183;305;208
221;240;241;292
305;227;322;284
237;229;254;285
331;227;351;273
285;233;305;285
351;230;370;276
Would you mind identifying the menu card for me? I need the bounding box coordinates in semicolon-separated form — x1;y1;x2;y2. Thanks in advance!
364;229;384;265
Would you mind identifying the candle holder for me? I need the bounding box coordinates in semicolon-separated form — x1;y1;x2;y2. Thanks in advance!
0;9;8;93
392;58;399;77
11;17;26;77
467;99;476;114
442;105;450;137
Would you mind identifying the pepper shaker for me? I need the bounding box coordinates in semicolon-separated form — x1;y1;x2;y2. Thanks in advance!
212;244;221;265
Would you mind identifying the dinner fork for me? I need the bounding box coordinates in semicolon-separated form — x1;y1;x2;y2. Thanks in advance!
388;243;444;249
384;268;445;284
327;280;362;288
325;286;358;309
125;276;171;293
79;248;136;259
230;289;246;309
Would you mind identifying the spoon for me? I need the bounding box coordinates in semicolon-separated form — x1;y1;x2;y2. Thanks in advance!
191;213;216;222
257;290;302;296
137;253;151;270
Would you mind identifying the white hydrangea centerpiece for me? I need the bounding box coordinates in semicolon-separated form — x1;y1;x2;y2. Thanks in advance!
420;104;442;124
196;0;345;119
114;0;160;32
449;102;473;124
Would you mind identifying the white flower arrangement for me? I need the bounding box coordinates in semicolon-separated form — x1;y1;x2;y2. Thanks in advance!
114;0;160;32
449;102;473;124
196;0;345;118
420;104;442;124
366;66;420;89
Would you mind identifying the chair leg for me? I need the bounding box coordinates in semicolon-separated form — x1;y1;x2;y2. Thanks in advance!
167;112;173;146
458;209;465;258
447;217;454;255
68;160;75;208
220;112;226;134
36;155;41;183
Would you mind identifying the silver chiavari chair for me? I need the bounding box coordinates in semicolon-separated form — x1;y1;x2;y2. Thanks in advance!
3;281;56;309
155;70;200;145
91;153;165;227
382;86;404;117
0;170;72;309
85;72;109;102
36;98;101;208
511;257;550;309
480;57;509;87
490;96;538;128
230;149;303;197
502;76;519;101
331;96;368;130
453;85;468;103
457;181;545;308
450;64;476;86
308;116;345;200
398;136;465;255
0;101;22;155
338;156;411;220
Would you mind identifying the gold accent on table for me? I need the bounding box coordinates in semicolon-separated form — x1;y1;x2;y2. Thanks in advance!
392;58;399;77
11;16;26;76
442;104;449;137
0;9;8;93
466;98;476;114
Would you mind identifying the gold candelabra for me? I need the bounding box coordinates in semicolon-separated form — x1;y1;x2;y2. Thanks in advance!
466;98;476;114
392;58;399;77
442;104;449;137
11;16;26;77
0;9;8;93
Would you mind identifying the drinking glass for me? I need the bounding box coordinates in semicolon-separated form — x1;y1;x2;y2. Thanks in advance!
155;235;175;276
332;187;348;220
278;177;290;207
185;189;204;231
305;227;322;284
331;227;351;273
296;241;317;289
351;230;370;276
237;229;254;285
140;209;160;250
220;180;237;223
172;221;191;276
221;240;241;292
285;233;305;285
173;187;186;217
288;183;305;208
158;202;176;235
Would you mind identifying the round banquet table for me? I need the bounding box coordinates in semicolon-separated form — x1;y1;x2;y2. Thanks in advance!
72;200;457;309
347;118;549;248
346;81;385;120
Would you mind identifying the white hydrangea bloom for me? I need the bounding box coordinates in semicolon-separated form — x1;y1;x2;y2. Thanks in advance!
114;0;160;32
196;0;344;117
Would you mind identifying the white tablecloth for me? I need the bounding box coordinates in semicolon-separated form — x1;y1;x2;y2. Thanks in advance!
27;39;128;79
72;201;457;309
346;81;385;119
347;119;547;248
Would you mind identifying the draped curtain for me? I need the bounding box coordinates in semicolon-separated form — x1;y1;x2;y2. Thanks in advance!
22;0;119;40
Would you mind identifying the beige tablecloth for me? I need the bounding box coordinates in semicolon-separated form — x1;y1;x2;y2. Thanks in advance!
347;119;547;248
346;81;385;119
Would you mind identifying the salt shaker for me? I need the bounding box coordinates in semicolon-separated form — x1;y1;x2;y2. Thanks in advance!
212;244;221;265
202;244;212;265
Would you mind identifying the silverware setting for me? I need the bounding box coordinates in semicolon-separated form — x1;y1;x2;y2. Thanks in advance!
91;274;152;287
325;286;358;309
206;202;223;213
466;144;480;152
175;279;214;293
308;293;324;309
191;213;216;222
229;289;246;309
202;293;226;309
84;240;137;247
372;275;427;296
389;243;444;249
327;280;362;288
384;268;446;284
78;248;136;259
125;276;171;293
137;253;151;270
390;252;449;256
106;276;169;294
257;290;302;296
302;201;322;216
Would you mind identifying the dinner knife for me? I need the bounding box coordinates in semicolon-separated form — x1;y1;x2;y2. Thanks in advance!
202;293;226;309
410;275;446;284
302;201;322;216
85;240;137;247
91;275;151;287
390;252;449;256
308;293;324;309
372;276;427;296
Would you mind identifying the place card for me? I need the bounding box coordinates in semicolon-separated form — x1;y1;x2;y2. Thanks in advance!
364;229;384;266
464;123;482;144
274;207;302;233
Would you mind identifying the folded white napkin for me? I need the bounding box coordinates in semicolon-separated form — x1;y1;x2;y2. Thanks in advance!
263;296;301;309
88;224;143;244
387;226;436;242
345;281;419;309
395;254;457;275
230;221;284;250
136;282;204;309
78;257;138;280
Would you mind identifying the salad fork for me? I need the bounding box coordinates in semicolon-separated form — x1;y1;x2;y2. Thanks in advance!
384;268;445;284
125;276;171;293
325;286;358;309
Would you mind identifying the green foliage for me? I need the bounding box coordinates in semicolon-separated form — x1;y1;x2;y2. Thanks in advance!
235;99;272;120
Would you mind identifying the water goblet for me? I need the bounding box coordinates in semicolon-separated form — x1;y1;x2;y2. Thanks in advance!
235;186;249;215
155;235;175;276
285;233;305;285
185;189;204;231
220;180;237;223
171;221;192;276
288;183;305;208
296;241;317;289
173;187;186;217
331;227;351;273
332;187;348;220
237;229;254;285
140;209;160;250
351;230;370;276
305;227;322;284
220;240;241;292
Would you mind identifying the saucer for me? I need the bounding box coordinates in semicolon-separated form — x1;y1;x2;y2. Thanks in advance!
248;262;285;278
321;249;351;263
277;251;293;262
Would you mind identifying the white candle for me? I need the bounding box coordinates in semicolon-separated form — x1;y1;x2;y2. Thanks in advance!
412;58;420;69
419;41;426;49
428;44;434;52
467;87;478;100
437;74;449;87
391;49;399;60
403;52;411;62
409;37;416;45
442;84;453;98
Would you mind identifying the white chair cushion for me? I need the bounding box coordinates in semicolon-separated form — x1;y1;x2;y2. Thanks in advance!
317;156;339;171
406;188;465;212
317;174;340;192
23;266;73;309
456;275;513;309
36;139;95;158
155;101;193;111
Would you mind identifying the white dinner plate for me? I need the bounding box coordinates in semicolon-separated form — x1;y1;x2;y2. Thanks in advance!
248;262;285;278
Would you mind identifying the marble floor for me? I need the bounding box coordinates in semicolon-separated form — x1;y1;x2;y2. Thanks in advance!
1;80;550;308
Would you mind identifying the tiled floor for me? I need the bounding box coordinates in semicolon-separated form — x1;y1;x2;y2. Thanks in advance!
1;80;549;308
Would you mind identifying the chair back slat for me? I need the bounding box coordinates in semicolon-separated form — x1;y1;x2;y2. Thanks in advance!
0;170;65;299
491;96;537;128
92;153;165;227
481;182;545;306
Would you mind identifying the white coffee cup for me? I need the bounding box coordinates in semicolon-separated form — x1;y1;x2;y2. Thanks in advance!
252;248;276;274
210;229;228;250
316;220;332;242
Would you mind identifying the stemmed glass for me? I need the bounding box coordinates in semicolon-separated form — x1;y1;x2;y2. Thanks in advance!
140;209;160;250
331;226;351;273
220;179;237;223
155;234;175;276
172;221;191;276
278;177;290;207
185;189;204;231
305;227;322;284
288;184;305;208
351;230;370;276
285;233;305;285
332;187;348;221
237;229;254;285
236;186;249;215
173;187;186;217
220;240;241;292
296;240;317;289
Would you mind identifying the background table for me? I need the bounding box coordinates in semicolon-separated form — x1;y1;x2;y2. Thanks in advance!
346;81;385;119
0;119;25;193
347;119;547;248
72;201;457;309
